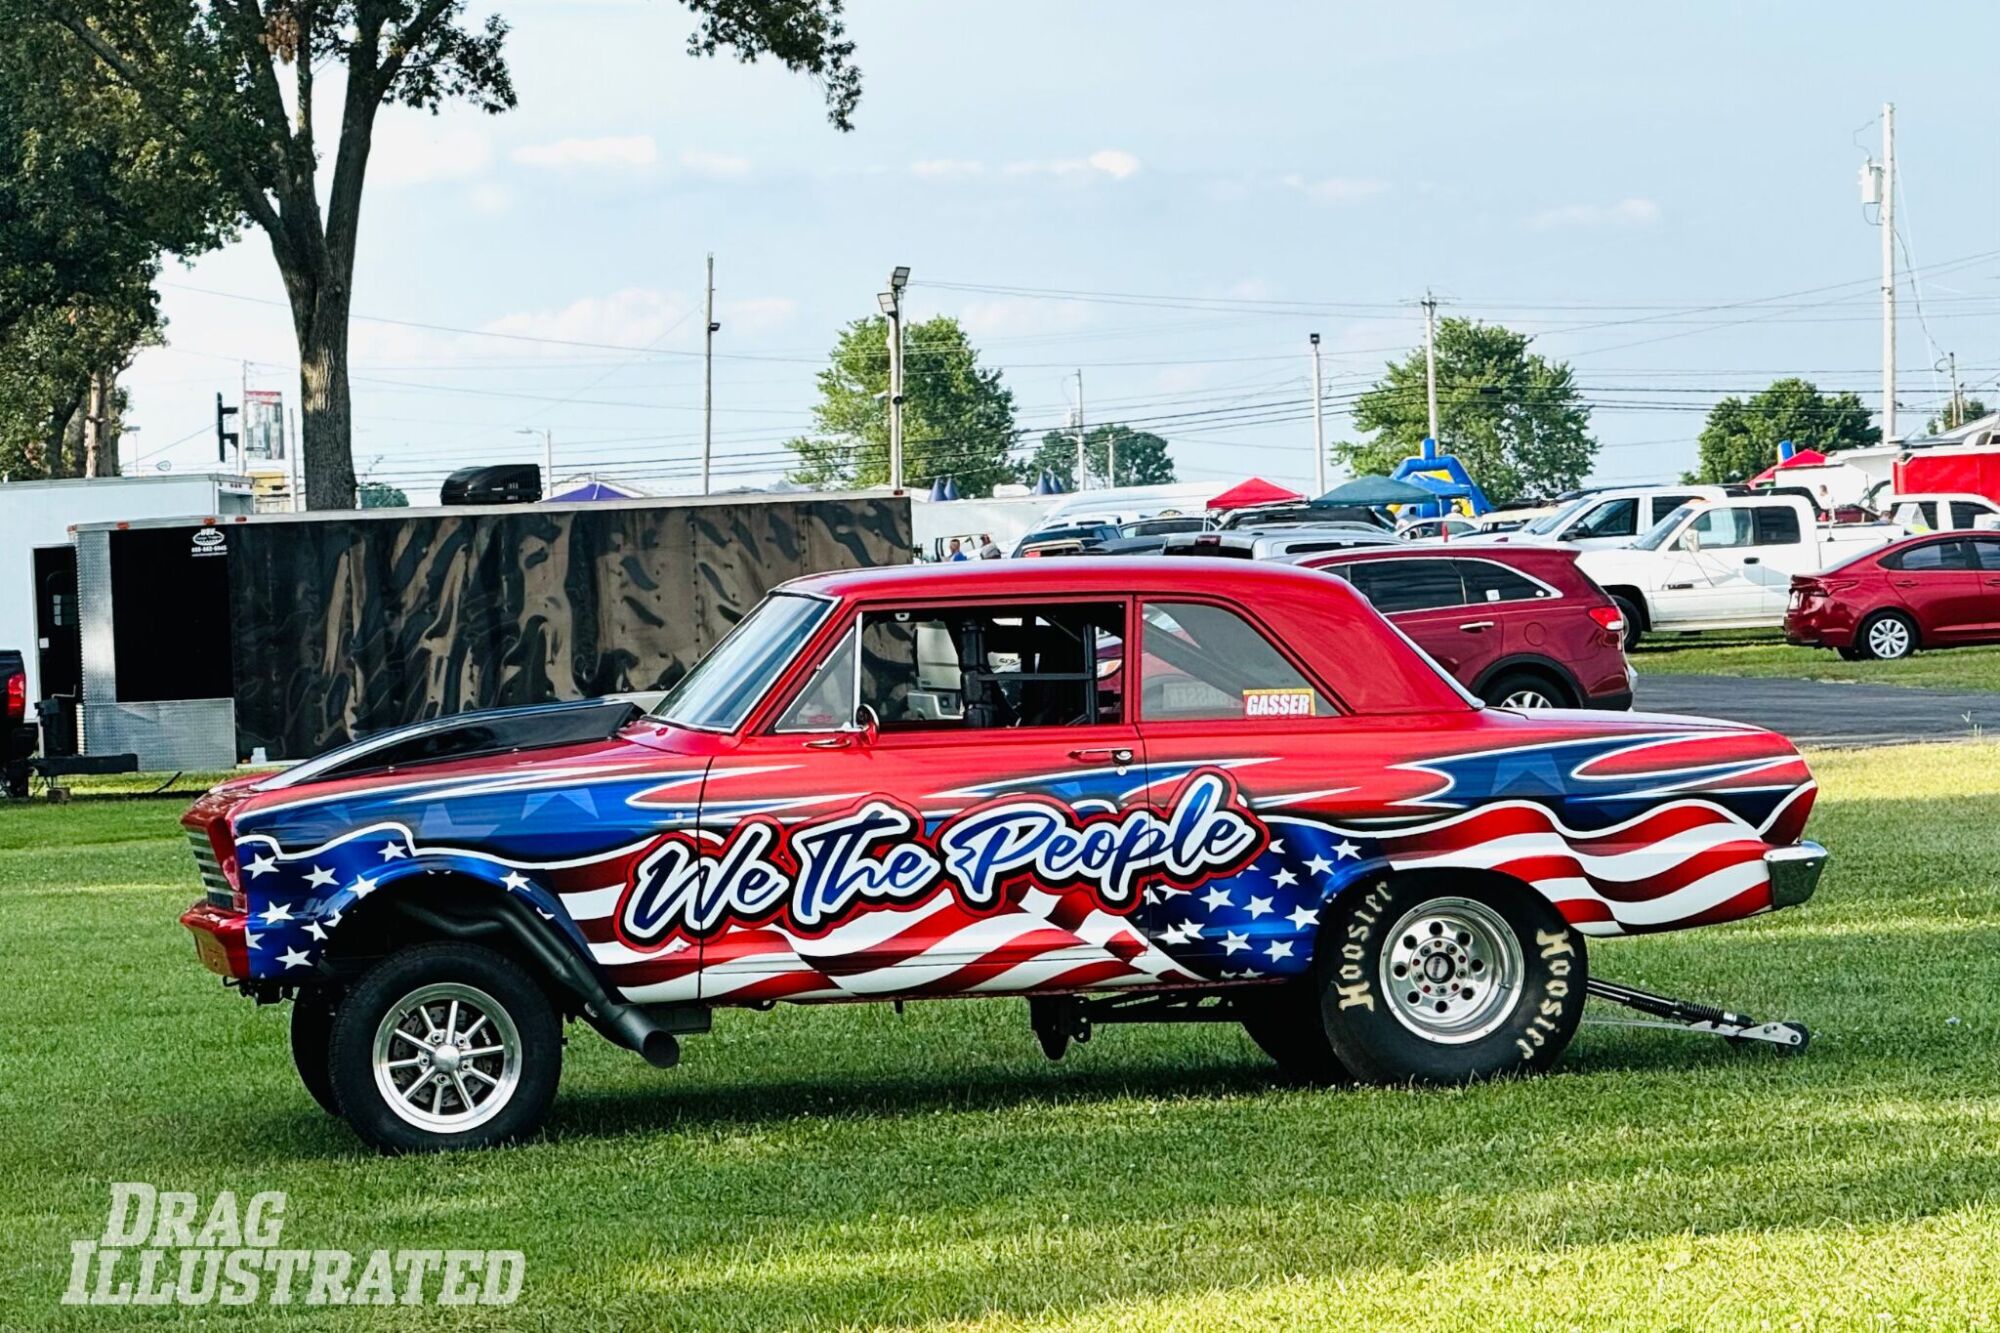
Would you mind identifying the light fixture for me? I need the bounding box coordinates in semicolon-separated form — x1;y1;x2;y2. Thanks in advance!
888;265;910;291
877;291;896;316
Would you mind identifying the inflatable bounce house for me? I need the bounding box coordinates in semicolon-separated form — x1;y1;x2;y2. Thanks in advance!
1388;437;1496;519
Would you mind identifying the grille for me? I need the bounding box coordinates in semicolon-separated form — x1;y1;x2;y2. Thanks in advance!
186;829;234;909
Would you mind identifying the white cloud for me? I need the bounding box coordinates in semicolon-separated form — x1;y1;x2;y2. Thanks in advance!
1281;174;1390;204
370;124;495;187
910;158;985;179
679;149;752;180
1001;149;1143;181
1529;197;1660;229
511;135;659;171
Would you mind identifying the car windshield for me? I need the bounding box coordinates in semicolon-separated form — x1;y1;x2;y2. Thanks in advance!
651;592;833;732
1522;497;1591;535
1632;504;1699;551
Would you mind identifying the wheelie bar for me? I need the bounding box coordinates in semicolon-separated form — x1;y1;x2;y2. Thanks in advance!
1584;978;1810;1053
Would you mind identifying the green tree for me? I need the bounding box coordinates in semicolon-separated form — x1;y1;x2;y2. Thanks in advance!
786;316;1019;497
1694;378;1880;484
11;0;863;509
1334;318;1595;504
0;298;159;478
358;481;409;508
1018;424;1175;490
1926;398;1991;435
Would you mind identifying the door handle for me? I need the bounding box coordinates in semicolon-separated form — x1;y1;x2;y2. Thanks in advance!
1458;621;1495;632
1894;579;1918;588
1068;746;1134;765
1742;556;1760;565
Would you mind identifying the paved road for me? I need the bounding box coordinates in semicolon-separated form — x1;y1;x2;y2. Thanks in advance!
1632;674;1996;747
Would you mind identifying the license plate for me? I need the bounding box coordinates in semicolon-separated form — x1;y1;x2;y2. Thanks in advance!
191;929;233;976
1787;591;1802;610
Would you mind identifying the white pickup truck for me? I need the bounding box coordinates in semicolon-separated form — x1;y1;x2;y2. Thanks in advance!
1576;494;1902;646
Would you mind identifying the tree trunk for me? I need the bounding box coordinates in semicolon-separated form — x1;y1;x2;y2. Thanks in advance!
81;371;109;477
281;263;358;510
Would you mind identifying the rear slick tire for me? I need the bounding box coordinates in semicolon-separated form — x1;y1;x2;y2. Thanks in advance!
1315;876;1587;1085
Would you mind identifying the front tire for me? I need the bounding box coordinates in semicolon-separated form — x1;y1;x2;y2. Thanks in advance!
328;943;562;1154
1482;670;1569;711
290;994;341;1116
1315;876;1587;1085
1860;611;1917;661
1610;595;1645;651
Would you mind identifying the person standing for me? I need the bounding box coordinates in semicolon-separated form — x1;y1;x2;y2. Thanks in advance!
978;533;1002;559
947;538;969;562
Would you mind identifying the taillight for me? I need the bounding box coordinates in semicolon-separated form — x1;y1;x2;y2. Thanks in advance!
1588;605;1625;633
209;823;245;907
3;671;23;724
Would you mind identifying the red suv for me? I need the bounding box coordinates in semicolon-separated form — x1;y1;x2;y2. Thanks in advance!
1785;531;2000;661
1294;547;1633;709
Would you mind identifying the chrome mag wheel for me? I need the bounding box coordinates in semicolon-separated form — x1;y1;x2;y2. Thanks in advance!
1379;896;1525;1044
371;982;522;1132
1867;616;1913;659
1501;687;1556;709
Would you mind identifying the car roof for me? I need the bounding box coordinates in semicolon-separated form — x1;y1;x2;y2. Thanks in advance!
1301;544;1580;566
786;555;1361;601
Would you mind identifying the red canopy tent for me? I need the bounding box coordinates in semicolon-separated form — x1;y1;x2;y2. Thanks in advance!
1749;448;1829;485
1207;477;1303;510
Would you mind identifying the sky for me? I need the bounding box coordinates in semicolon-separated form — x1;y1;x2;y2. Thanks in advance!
119;1;2000;503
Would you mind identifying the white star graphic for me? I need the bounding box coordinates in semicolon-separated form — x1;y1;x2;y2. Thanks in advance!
378;843;407;861
349;876;378;899
304;921;327;942
245;853;277;879
1305;855;1333;878
277;947;312;970
258;901;293;925
502;872;533;893
1201;885;1234;911
244;930;262;950
1287;904;1320;930
1270;838;1286;855
1245;895;1274;919
1333;840;1361;860
1274;869;1299;889
1220;931;1250;955
1160;922;1190;944
1266;939;1295;961
303;865;336;890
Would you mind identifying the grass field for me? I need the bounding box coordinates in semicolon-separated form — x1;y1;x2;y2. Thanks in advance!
4;748;2000;1330
1633;627;2000;692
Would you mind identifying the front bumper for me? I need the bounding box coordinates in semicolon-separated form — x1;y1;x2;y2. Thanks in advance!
1765;841;1827;909
180;900;252;979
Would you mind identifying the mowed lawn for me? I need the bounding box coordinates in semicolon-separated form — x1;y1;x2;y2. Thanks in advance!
1634;627;2000;692
4;749;2000;1331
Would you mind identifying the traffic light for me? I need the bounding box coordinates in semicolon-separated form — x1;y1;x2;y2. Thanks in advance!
215;392;239;461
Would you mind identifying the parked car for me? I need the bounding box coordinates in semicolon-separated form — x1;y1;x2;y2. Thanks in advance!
1295;548;1632;709
2;650;33;798
1162;527;1400;560
1397;516;1480;542
1577;494;1903;646
1881;493;2000;535
1213;503;1392;532
1469;486;1724;551
1013;522;1120;557
1785;531;2000;660
180;558;1825;1152
1119;516;1209;538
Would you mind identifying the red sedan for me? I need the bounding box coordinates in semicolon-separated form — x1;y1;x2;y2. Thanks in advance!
1787;531;2000;660
1295;547;1633;710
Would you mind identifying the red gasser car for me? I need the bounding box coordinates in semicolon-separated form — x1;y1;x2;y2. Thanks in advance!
181;558;1824;1152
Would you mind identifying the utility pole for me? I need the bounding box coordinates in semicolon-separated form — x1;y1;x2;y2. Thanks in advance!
1880;103;1897;445
702;253;717;495
1309;332;1325;496
517;428;553;496
1073;370;1086;489
879;266;910;492
1944;351;1962;430
236;360;249;475
1421;292;1440;445
288;407;302;511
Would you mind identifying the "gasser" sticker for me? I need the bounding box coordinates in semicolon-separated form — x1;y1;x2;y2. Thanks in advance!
1242;687;1316;719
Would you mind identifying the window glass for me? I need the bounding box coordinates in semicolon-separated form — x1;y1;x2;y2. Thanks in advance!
1341;559;1466;613
1569;497;1639;539
653;593;832;732
1753;506;1802;546
1686;507;1754;550
1635;504;1698;550
856;603;1123;731
1970;538;2000;571
1458;560;1552;603
1949;502;1987;530
1140;601;1335;721
1649;495;1697;524
1886;540;1971;572
775;625;857;732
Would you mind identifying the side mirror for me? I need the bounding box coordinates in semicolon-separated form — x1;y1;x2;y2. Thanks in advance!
806;703;881;750
853;703;880;746
1678;530;1701;553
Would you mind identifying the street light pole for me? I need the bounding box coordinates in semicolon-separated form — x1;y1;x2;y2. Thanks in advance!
702;252;717;495
1421;292;1440;445
880;266;910;492
517;427;552;497
1309;332;1325;496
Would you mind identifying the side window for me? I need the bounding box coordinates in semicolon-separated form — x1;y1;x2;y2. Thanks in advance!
1949;502;1986;530
1140;601;1335;722
1687;507;1754;549
1885;541;1969;572
1571;497;1639;539
1649;495;1697;525
1970;538;2000;571
1753;506;1802;546
855;602;1123;732
1343;559;1467;613
775;625;858;732
1458;560;1553;603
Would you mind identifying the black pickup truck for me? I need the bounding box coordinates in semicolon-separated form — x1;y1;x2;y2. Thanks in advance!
2;651;35;798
